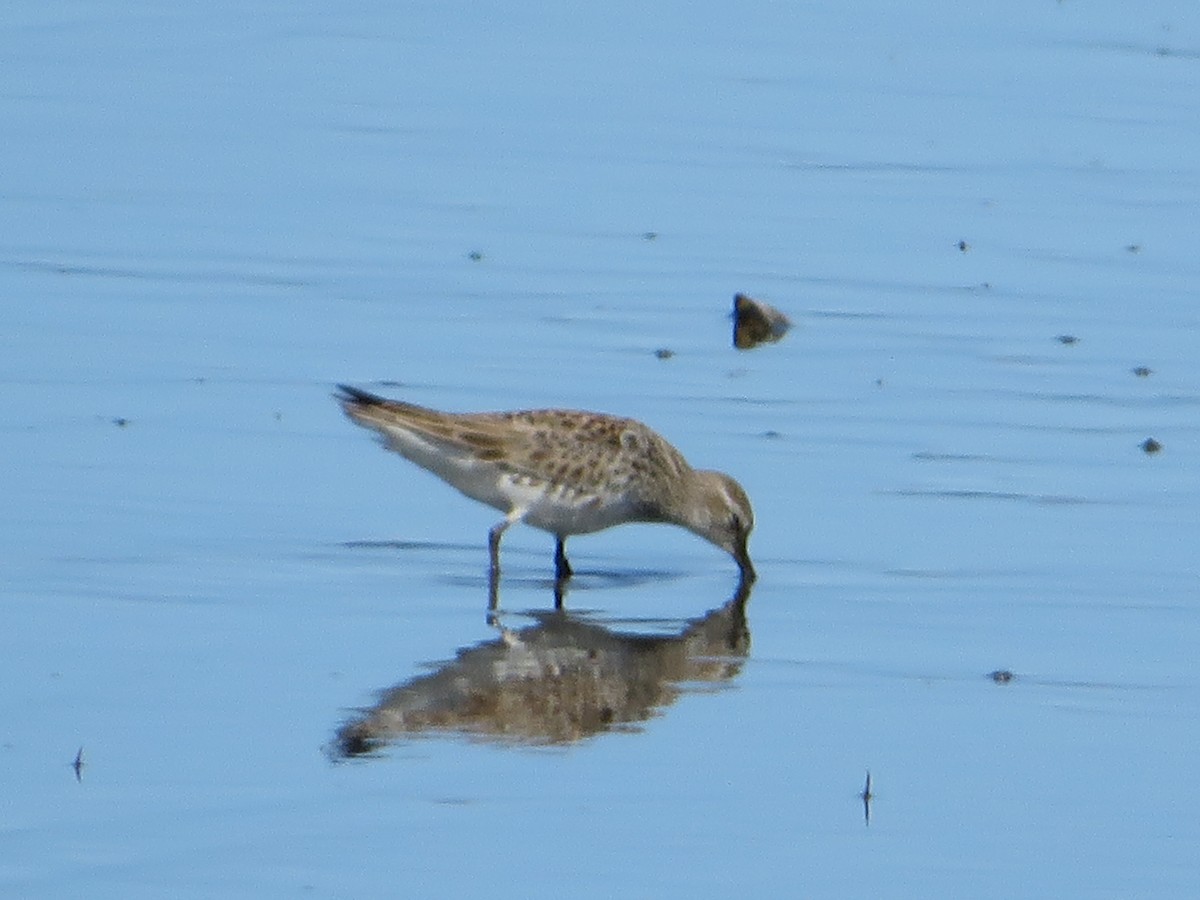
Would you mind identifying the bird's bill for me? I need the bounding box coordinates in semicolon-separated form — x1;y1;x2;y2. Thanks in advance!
733;536;756;583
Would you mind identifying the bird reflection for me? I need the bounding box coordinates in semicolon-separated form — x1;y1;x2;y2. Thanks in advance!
332;578;752;756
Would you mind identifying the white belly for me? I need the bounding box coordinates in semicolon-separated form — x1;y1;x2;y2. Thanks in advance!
492;473;639;537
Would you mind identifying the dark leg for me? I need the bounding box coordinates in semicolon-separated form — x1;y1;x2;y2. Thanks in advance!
488;523;505;578
554;536;573;581
486;565;501;622
486;519;514;621
486;512;525;621
489;514;519;579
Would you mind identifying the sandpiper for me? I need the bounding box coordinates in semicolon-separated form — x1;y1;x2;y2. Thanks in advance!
335;385;756;583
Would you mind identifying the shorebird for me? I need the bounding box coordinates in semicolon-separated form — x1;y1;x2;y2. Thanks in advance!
335;385;755;584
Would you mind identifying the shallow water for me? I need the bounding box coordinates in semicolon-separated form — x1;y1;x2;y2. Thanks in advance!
4;1;1200;897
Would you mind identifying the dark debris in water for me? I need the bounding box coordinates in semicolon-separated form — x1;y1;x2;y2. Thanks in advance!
861;770;873;825
957;239;970;252
654;348;675;360
989;669;1015;684
1056;334;1079;345
733;293;791;350
1141;437;1163;454
1132;366;1153;378
111;417;130;427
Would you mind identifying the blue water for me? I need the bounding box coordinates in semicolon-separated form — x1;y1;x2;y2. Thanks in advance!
4;1;1199;897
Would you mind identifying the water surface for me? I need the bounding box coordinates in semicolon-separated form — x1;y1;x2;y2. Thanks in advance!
3;1;1199;897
